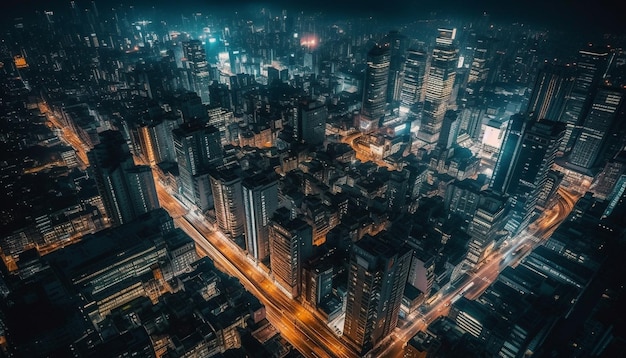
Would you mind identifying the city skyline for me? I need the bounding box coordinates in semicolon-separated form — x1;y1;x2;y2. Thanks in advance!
1;1;626;357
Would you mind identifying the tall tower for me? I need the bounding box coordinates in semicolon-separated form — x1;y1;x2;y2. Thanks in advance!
173;122;223;205
243;172;278;263
343;233;412;354
88;130;160;227
490;113;527;194
400;47;427;112
297;100;328;146
507;119;565;230
560;47;610;152
182;40;212;104
527;63;574;122
268;207;313;298
360;44;390;132
568;87;625;170
209;165;245;243
418;28;458;144
383;30;408;104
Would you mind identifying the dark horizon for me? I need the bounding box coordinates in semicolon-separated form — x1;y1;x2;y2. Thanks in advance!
3;0;625;35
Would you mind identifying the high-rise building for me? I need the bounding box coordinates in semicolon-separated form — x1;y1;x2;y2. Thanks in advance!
297;100;328;146
343;233;412;354
383;30;408;104
464;191;509;268
360;44;390;132
490;113;527;194
400;47;427;112
560;47;610;151
527;63;574;122
438;110;460;149
243;172;278;263
568;87;625;170
268;207;313;298
182;40;212;103
134;116;177;166
209;165;245;243
507;119;565;230
467;35;494;92
88;130;160;227
418;28;458;144
173;121;223;206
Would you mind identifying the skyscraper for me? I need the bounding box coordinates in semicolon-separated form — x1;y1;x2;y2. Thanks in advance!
560;47;610;152
418;28;458;144
243;172;278;263
343;233;412;354
173;121;223;206
400;47;427;112
209;165;245;243
182;39;212;104
383;30;408;104
568;87;625;170
88;130;160;226
507;119;565;230
360;44;390;132
490;113;527;194
527;62;574;122
297;99;328;146
268;207;313;298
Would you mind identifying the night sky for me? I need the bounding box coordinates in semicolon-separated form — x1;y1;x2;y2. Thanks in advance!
3;0;624;34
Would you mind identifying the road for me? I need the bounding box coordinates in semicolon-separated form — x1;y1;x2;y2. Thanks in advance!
47;108;580;358
374;187;579;357
156;181;358;358
39;102;89;169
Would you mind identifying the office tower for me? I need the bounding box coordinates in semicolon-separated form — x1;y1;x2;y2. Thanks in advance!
134;117;177;166
438;110;460;149
467;35;494;91
464;191;509;268
343;233;412;354
182;40;212;103
243;172;278;263
209;81;232;110
302;255;333;307
490;113;527;194
560;47;610;151
445;178;484;228
87;130;160;227
209;165;245;243
296;100;328;146
360;44;390;132
527;63;574;122
418;28;458;144
400;47;427;112
568;87;625;170
383;30;408;104
268;207;313;298
173;122;223;206
507;119;565;230
267;66;279;84
407;251;435;297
